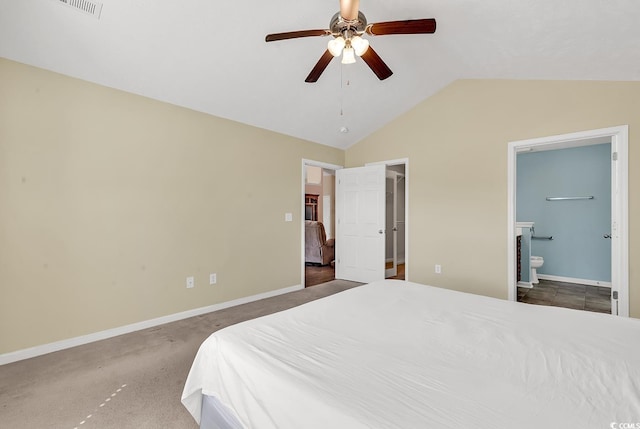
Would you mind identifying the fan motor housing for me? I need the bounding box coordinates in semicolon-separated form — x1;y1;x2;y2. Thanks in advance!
329;11;367;36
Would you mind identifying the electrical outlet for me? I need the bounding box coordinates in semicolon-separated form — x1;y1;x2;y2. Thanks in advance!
186;276;195;288
210;273;217;285
435;264;442;274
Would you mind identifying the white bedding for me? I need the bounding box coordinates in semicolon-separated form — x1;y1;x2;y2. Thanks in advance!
182;280;640;428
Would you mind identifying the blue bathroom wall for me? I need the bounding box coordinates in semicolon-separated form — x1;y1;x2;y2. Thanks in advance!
517;143;611;282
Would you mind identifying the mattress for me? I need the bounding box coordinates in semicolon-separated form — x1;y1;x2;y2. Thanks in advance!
182;279;640;429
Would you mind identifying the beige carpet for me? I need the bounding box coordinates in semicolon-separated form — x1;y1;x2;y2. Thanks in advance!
0;280;362;428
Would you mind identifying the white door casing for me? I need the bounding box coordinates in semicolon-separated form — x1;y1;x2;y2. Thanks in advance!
385;170;399;278
335;164;386;283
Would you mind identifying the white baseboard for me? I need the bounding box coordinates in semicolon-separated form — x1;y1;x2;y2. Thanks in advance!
517;281;533;289
537;274;611;288
0;284;303;366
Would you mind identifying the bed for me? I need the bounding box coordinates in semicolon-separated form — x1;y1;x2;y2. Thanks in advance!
181;279;640;429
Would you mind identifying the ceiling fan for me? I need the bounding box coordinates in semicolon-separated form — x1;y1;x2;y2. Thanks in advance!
265;0;436;83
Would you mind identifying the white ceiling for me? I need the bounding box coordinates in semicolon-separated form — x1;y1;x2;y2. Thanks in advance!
2;0;639;149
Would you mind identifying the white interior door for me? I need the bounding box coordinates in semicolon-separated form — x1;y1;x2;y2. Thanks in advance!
335;164;386;283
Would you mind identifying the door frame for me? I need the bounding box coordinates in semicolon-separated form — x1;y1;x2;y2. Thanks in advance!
366;158;410;281
301;159;343;288
385;170;399;278
506;126;629;316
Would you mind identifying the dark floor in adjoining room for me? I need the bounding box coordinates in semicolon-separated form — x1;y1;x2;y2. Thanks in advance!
305;263;335;287
387;263;405;280
305;263;405;287
518;279;611;314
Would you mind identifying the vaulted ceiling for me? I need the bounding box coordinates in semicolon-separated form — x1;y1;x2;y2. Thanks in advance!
2;0;639;149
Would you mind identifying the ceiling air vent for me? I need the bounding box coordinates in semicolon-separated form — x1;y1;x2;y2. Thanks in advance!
53;0;103;19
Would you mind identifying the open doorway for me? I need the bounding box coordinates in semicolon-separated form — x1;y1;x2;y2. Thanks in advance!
385;165;406;280
302;160;342;287
507;126;629;316
515;142;611;313
306;158;409;286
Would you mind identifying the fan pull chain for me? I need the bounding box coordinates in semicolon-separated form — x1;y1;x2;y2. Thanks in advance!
340;64;344;117
339;64;351;134
339;66;351;128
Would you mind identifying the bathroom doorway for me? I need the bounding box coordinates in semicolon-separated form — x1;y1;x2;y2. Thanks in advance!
507;126;629;316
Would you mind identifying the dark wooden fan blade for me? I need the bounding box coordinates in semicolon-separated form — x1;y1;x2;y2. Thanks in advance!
360;46;393;80
366;18;436;36
305;50;335;83
265;29;330;42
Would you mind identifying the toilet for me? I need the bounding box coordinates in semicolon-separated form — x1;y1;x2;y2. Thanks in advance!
530;256;544;284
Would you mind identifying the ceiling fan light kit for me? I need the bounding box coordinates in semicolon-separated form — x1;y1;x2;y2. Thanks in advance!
350;36;370;56
265;0;436;83
341;46;356;64
328;36;346;56
328;35;369;64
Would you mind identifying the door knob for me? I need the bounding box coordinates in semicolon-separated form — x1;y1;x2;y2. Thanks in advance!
603;234;611;239
379;230;384;234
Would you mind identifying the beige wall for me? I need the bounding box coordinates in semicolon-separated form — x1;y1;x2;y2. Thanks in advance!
0;58;343;354
346;80;638;317
3;60;638;356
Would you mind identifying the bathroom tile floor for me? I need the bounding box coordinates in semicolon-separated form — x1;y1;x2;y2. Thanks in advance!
517;279;611;314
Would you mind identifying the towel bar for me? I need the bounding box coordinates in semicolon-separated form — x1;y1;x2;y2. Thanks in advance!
546;196;593;201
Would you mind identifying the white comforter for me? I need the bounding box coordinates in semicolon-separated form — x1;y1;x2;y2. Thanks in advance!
182;280;640;428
